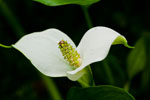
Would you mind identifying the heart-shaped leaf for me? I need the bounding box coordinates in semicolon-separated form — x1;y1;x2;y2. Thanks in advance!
67;85;135;100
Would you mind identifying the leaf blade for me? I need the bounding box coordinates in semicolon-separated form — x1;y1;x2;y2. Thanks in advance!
34;0;100;6
127;37;146;79
67;85;135;100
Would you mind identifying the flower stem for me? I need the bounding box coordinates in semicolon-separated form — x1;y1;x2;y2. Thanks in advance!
0;44;12;48
0;0;25;38
102;61;115;85
81;5;93;28
124;81;131;91
40;74;63;100
78;65;95;87
0;1;62;99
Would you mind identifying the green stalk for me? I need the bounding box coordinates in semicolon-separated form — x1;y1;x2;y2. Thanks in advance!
78;65;95;87
0;1;62;100
81;5;93;28
124;81;131;91
102;61;115;85
0;0;25;38
40;74;63;100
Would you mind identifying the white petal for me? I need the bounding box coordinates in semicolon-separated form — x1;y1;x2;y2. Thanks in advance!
68;26;126;76
67;69;85;81
13;28;76;77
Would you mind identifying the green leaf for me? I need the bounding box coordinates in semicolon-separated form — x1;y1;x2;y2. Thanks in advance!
140;34;150;90
113;36;134;48
67;85;135;100
127;37;146;79
34;0;100;6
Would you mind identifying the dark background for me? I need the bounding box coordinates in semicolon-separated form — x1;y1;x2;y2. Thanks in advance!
0;0;150;100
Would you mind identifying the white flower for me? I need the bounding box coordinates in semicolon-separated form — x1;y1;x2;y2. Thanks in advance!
12;26;131;81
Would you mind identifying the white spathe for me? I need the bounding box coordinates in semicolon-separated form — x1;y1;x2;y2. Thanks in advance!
13;26;128;81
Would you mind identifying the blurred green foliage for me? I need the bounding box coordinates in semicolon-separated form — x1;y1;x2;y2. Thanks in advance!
0;0;150;100
127;37;146;80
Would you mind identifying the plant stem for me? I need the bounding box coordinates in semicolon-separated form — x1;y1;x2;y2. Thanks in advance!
0;0;25;38
124;81;131;91
0;1;62;100
40;74;63;100
77;65;95;87
103;61;115;85
81;5;93;28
